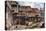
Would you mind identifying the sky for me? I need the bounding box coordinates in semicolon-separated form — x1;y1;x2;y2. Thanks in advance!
17;1;44;9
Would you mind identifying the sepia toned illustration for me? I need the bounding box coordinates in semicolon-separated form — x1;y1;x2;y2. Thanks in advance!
5;1;45;30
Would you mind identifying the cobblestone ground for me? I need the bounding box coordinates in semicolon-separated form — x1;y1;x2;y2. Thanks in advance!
8;21;44;30
5;22;44;31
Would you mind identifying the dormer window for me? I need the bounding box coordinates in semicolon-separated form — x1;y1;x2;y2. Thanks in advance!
11;4;17;7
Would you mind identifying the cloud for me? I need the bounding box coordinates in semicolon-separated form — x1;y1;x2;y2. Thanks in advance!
17;1;44;9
